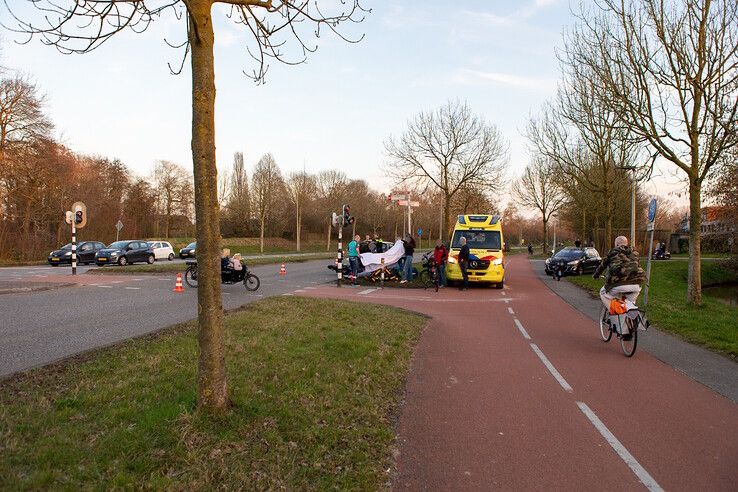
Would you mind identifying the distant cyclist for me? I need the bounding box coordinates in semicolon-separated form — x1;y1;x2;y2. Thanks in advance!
592;236;647;309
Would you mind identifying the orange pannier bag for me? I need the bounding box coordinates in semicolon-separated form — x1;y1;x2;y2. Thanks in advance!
609;298;627;315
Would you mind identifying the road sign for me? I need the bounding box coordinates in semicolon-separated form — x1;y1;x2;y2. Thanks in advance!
646;222;654;231
409;201;420;207
648;198;657;222
115;220;124;232
397;200;409;206
417;228;423;236
65;211;73;225
393;194;408;201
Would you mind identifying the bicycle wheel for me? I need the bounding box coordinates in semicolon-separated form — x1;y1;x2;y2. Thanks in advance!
418;269;431;288
244;273;260;291
620;317;638;357
599;307;612;342
184;266;198;288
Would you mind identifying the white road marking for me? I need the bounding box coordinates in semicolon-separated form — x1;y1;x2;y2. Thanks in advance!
501;291;506;295
97;285;113;288
125;287;140;290
111;281;123;284
504;299;510;304
132;278;145;281
303;286;316;290
507;307;515;315
282;293;294;296
576;402;663;492
293;289;306;293
513;318;531;340
530;343;572;392
358;288;376;295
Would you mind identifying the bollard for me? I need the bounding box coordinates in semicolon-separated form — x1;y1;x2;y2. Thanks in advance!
380;257;385;289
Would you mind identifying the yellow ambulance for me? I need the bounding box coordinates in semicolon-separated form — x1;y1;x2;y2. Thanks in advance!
446;214;505;288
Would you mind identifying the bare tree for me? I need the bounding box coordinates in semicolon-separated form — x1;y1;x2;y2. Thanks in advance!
152;160;190;238
3;0;369;411
285;170;315;252
567;0;738;304
512;158;567;253
225;151;251;236
316;169;349;251
252;153;282;254
384;101;508;237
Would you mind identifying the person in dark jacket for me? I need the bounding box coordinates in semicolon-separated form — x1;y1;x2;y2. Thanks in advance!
593;236;647;308
400;234;416;283
458;236;470;291
433;239;448;287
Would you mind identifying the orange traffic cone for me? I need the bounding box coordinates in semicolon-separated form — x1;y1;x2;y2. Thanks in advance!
173;273;184;292
279;263;286;276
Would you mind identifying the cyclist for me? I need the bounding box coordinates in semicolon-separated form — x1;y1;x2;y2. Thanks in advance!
592;236;647;311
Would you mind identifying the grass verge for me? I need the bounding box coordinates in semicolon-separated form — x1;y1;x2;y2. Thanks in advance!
88;253;334;274
0;297;426;490
567;260;738;358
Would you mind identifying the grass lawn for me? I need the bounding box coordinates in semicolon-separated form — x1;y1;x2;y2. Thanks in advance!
567;260;738;358
88;253;334;274
0;297;426;490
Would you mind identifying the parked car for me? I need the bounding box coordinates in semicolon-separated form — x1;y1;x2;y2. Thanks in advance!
95;240;155;266
148;240;175;261
545;247;601;277
48;241;107;266
179;241;196;259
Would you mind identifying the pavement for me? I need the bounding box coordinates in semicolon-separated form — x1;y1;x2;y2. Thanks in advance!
0;258;337;377
296;255;738;490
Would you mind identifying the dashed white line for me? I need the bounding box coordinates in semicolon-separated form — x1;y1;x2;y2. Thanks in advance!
501;291;506;295
303;286;316;290
358;288;376;295
293;289;306;293
576;402;663;491
96;285;113;288
507;307;515;315
530;343;572;392
111;281;123;284
125;287;140;290
513;318;531;340
282;293;294;296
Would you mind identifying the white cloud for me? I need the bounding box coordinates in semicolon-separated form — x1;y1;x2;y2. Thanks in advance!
452;69;556;92
463;0;559;27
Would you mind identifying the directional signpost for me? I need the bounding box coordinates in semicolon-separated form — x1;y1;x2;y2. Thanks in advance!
644;198;657;306
115;220;124;242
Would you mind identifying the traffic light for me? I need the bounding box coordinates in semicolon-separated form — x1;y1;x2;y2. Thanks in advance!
71;201;87;229
342;204;354;227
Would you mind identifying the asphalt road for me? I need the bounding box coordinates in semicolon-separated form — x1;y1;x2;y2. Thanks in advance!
0;258;337;377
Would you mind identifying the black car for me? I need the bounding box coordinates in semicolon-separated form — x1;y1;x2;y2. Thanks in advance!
545;247;601;277
179;241;196;259
95;240;155;266
48;241;107;266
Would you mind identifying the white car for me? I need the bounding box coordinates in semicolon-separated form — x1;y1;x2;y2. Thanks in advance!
148;241;175;261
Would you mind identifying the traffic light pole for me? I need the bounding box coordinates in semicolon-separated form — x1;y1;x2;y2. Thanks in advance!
71;221;77;276
336;223;343;288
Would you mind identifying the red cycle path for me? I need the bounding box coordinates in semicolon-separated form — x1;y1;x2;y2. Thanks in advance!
299;255;738;490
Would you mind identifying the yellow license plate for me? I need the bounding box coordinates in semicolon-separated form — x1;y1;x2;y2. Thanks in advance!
51;258;59;261
99;258;107;262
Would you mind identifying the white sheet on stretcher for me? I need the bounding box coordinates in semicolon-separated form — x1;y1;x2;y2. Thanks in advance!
358;240;405;275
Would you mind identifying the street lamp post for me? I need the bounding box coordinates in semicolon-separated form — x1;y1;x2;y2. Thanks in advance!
552;213;558;254
618;165;637;247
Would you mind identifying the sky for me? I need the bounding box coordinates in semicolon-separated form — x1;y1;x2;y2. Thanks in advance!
2;0;689;211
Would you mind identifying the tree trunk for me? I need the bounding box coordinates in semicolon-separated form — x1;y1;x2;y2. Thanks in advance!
189;5;228;413
260;215;265;254
687;179;702;305
443;193;452;239
542;218;548;254
326;219;331;251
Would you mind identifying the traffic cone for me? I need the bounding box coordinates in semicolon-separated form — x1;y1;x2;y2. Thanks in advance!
173;273;184;292
279;263;286;276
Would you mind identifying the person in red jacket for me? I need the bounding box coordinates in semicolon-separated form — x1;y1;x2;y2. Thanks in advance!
433;239;448;287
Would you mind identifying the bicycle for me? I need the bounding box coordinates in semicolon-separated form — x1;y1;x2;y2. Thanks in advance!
598;294;649;357
418;252;440;292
